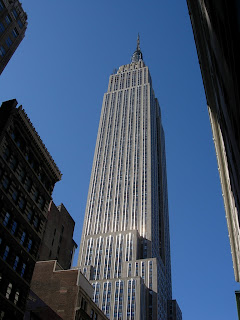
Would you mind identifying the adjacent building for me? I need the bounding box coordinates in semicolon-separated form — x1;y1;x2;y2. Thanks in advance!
0;0;27;75
167;300;182;320
30;260;108;320
38;201;78;270
186;0;240;281
0;99;61;319
78;37;181;320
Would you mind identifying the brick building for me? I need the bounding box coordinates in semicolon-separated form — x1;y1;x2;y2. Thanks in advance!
0;99;61;319
0;0;27;74
30;260;108;320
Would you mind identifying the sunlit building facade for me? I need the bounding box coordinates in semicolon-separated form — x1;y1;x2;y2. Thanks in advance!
78;38;180;320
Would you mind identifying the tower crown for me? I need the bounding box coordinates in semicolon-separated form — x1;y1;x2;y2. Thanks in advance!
131;34;143;63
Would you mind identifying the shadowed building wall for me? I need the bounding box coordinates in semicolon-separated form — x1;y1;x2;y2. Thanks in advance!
0;0;27;75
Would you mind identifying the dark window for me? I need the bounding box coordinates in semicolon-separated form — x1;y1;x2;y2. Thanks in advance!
10;156;18;170
0;46;6;57
27;210;33;222
11;221;17;235
11;131;16;140
57;246;60;254
3;212;10;226
25;177;32;192
12;27;18;38
27;239;32;252
0;1;4;11
19;168;26;183
18;197;26;210
17;19;23;28
48;250;51;258
20;263;26;277
61;225;64;234
13;256;19;270
3;147;10;160
33;215;39;230
12;9;18;19
38;196;45;210
2;176;9;189
33;189;39;202
20;231;26;245
5;36;12;47
3;245;9;260
12;189;18;202
5;15;11;25
0;22;5;33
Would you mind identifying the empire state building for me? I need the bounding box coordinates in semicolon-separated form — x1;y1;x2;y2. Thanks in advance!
78;37;181;320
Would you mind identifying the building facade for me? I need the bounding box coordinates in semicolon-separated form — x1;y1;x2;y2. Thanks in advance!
38;201;77;270
186;0;240;281
30;260;108;320
0;99;61;319
0;0;27;75
78;38;180;320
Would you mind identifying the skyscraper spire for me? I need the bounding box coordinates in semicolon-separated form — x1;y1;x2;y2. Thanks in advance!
137;33;140;50
131;33;143;63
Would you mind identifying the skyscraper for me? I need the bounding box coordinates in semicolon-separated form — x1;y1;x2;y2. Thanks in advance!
0;99;61;319
0;0;27;75
186;0;240;282
78;37;180;320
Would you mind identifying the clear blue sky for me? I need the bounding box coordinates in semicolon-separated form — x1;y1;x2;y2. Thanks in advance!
0;1;238;319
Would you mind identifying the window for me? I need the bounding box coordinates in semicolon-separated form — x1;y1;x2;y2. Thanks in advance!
17;19;23;28
20;231;26;245
27;239;32;252
10;156;17;170
5;15;11;25
6;283;12;299
6;36;12;48
3;147;10;160
38;196;45;210
14;290;20;305
33;215;39;230
12;9;18;19
0;45;6;57
13;256;19;270
12;189;18;202
19;168;26;183
3;245;9;260
0;1;4;11
3;212;10;226
27;210;33;222
18;197;26;210
2;176;9;189
21;263;26;277
25;177;32;192
11;221;17;235
12;27;18;38
33;189;39;202
0;22;5;33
